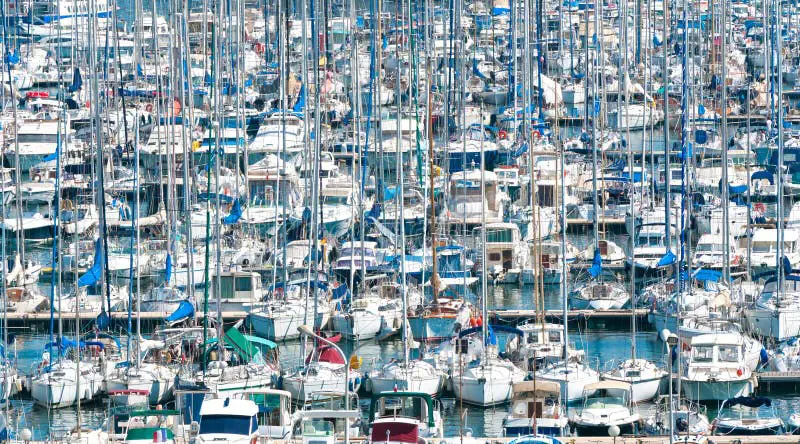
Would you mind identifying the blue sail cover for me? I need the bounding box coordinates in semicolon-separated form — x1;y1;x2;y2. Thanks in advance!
78;239;103;287
472;59;487;80
96;311;110;330
223;200;242;225
69;68;83;92
165;300;195;323
164;253;173;284
293;84;306;113
656;250;677;267
751;170;774;184
588;248;602;278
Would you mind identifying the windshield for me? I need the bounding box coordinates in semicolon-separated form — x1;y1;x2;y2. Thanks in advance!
585;396;626;409
696;243;722;252
693;346;714;362
322;195;348;205
17;133;59;144
718;345;740;362
302;419;334;437
199;414;256;435
752;241;774;253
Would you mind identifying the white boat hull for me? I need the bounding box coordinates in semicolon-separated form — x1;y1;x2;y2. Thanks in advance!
681;378;753;401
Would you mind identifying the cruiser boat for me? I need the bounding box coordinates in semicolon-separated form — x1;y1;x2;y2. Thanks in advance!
608;103;664;130
470;222;528;282
628;223;677;274
570;381;641;436
248;112;306;163
196;397;260;443
5;119;83;172
525;239;579;285
31;358;103;408
293;393;363;443
713;397;785;435
331;282;404;341
366;358;444;397
601;359;667;403
504;322;583;371
282;337;361;404
139;286;188;313
205;270;266;312
569;260;630;311
681;333;755;401
691;234;744;274
746;273;800;341
644;395;710;436
2;286;48;313
248;278;332;340
502;381;569;437
445;169;508;231
450;349;527;406
748;228;800;274
368;391;443;441
579;239;627;267
534;360;600;403
377;188;426;236
106;338;177;405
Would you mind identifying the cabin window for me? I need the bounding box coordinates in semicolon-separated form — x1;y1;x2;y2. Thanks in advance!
692;346;713;362
199;414;256;435
303;419;334;437
548;331;561;343
235;277;253;292
217;276;234;298
486;229;513;243
718;345;739;362
787;153;797;162
752;242;773;253
489;253;501;261
526;333;539;344
17;133;59;144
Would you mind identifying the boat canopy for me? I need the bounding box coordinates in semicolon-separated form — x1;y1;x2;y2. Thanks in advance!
583;380;632;392
368;391;436;427
512;380;561;396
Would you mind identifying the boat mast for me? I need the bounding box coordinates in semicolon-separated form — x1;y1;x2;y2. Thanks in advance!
662;0;671;254
720;0;730;284
776;0;785;303
427;29;439;304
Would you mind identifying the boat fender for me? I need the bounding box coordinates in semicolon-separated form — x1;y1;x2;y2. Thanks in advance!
33;175;41;182
364;375;372;393
760;348;769;365
659;329;672;342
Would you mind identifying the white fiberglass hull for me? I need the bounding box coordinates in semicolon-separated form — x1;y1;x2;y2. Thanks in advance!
746;307;800;341
681;378;753;401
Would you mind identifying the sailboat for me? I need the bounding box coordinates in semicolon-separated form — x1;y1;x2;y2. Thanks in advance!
451;151;525;407
535;130;599;403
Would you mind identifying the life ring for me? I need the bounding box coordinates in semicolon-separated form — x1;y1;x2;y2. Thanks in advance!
146;103;153;113
498;129;508;140
532;130;541;140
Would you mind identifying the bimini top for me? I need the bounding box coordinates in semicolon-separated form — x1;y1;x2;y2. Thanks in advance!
690;332;743;347
512;380;561;396
582;380;632;392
